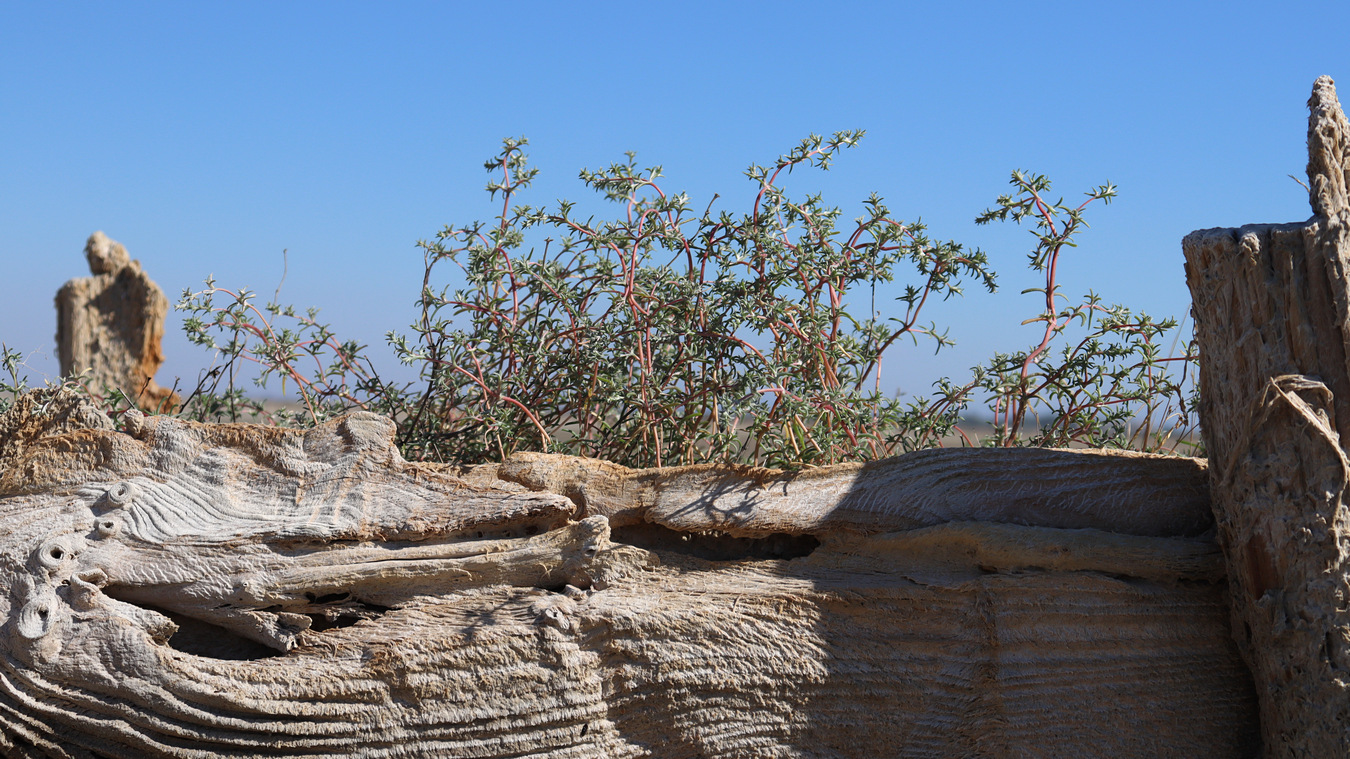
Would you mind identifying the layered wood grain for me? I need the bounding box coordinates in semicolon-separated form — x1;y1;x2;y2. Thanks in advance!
0;388;1256;758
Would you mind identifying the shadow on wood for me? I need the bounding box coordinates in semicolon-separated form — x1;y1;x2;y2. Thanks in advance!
0;388;1256;757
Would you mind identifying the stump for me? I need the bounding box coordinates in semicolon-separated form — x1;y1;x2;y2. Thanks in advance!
1183;75;1350;756
55;232;178;413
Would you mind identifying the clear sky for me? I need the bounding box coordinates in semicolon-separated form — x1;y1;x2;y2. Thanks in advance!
2;2;1346;402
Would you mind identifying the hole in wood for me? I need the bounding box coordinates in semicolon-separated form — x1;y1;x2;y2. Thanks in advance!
101;585;392;660
612;523;819;561
303;600;390;632
102;592;283;661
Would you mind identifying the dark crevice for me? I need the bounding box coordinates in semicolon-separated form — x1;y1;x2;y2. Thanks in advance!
127;601;281;661
271;517;561;552
612;522;819;561
303;599;390;632
102;586;281;661
102;586;391;660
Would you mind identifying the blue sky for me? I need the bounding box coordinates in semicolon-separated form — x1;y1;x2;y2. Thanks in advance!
2;2;1345;401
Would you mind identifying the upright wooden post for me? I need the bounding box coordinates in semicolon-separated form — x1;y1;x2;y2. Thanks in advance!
1184;75;1350;756
54;231;179;412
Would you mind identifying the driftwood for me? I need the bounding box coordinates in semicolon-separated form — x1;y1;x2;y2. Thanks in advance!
55;232;178;413
0;388;1256;757
1184;75;1350;756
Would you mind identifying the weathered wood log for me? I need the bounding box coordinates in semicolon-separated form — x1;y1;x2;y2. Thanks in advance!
55;232;179;413
1183;75;1350;756
467;447;1214;538
0;388;1256;757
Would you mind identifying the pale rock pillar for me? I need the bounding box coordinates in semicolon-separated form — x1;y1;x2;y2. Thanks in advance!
54;231;179;412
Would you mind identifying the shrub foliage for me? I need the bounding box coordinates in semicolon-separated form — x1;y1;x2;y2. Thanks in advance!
4;134;1199;467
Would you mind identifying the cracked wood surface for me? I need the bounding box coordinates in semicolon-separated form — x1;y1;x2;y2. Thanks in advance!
1184;75;1350;756
0;389;1256;757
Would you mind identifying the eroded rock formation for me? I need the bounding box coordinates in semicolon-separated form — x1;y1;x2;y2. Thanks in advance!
1184;75;1350;755
55;232;179;413
0;388;1257;757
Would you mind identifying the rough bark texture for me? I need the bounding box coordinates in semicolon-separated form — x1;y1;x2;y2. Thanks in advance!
1183;75;1350;756
0;388;1257;757
55;232;179;413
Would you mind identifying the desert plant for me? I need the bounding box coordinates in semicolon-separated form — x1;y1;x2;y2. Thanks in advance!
0;345;147;431
0;345;29;416
122;137;1197;467
383;134;995;468
960;171;1198;451
176;278;410;426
